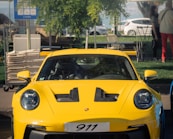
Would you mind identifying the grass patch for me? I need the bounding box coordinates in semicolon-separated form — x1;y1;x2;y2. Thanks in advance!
133;60;173;84
84;35;152;43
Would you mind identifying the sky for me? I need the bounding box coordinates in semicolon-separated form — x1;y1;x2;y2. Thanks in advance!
101;2;164;28
0;1;165;28
0;1;14;21
101;2;143;28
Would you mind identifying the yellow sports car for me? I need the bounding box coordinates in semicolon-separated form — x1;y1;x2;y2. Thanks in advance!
12;48;165;139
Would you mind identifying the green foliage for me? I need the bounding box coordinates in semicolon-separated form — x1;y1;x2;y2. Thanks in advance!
22;0;128;38
34;0;93;38
87;1;102;24
100;0;128;18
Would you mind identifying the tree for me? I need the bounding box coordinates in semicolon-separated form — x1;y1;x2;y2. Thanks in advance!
25;0;127;37
136;0;170;18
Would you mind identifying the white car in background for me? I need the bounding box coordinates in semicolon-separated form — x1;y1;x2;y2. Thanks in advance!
111;20;127;33
117;20;127;32
89;25;108;35
123;18;152;36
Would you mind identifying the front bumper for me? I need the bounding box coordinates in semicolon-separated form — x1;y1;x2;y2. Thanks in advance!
25;125;150;139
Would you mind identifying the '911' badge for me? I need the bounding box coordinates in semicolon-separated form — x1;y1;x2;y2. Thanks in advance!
64;122;110;132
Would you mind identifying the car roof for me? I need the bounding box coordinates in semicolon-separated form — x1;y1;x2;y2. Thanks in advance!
119;20;128;23
127;18;150;21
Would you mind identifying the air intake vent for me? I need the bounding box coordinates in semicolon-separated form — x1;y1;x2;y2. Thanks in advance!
56;88;79;102
95;87;119;102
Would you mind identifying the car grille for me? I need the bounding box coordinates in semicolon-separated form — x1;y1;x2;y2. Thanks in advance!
25;125;150;139
45;133;128;139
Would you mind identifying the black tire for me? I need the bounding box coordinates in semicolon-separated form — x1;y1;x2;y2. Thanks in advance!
9;85;14;89
89;32;100;35
160;107;165;139
3;85;9;92
127;30;136;36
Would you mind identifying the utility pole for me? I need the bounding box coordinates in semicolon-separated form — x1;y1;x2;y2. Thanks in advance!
94;25;97;48
26;20;31;50
85;29;89;49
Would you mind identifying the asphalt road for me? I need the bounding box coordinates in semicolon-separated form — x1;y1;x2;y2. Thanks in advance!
0;84;173;139
0;115;11;139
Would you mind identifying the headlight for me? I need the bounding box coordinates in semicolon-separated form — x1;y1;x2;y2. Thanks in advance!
21;90;40;110
134;89;153;109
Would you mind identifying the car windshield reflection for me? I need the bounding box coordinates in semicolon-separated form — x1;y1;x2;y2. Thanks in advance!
37;54;137;80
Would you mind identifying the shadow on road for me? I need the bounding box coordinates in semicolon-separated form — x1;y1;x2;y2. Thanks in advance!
165;110;173;139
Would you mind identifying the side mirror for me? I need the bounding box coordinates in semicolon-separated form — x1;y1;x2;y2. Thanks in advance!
17;70;31;83
144;70;158;81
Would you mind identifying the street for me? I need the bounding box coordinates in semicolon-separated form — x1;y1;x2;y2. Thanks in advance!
0;115;11;139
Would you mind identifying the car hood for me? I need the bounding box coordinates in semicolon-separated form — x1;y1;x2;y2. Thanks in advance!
31;80;147;116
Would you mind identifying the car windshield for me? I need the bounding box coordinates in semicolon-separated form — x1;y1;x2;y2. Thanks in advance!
37;54;137;80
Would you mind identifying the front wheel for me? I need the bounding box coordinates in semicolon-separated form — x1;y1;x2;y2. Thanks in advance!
3;85;9;92
89;32;100;35
127;30;136;36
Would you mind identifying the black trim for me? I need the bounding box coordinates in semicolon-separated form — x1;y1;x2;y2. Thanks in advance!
24;125;150;139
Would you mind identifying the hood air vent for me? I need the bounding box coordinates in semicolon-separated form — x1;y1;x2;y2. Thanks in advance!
56;88;79;102
95;87;119;102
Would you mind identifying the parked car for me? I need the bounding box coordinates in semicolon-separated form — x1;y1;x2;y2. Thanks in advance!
170;80;173;113
117;20;127;32
12;48;165;139
111;20;127;33
89;25;107;35
124;18;152;36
